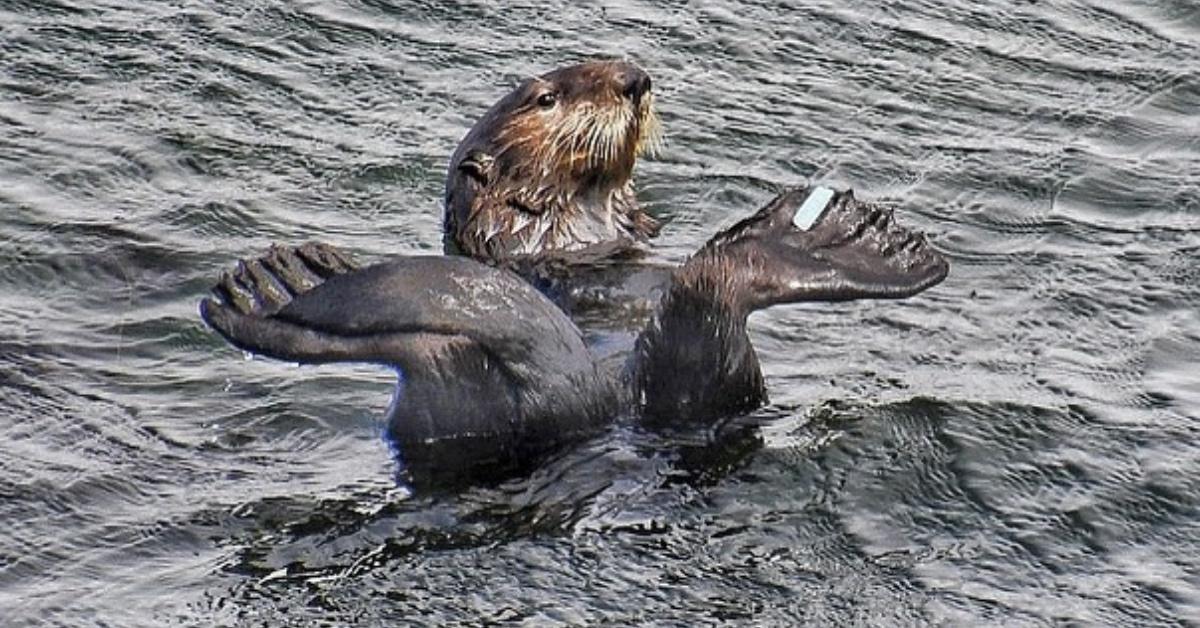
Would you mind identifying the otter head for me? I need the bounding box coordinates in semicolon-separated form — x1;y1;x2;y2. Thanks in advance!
444;60;663;261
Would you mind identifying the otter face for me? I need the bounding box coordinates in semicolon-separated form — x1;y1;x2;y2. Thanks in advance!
445;60;664;260
498;60;663;183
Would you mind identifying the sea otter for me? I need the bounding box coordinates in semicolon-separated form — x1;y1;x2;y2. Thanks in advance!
202;187;949;475
443;59;663;260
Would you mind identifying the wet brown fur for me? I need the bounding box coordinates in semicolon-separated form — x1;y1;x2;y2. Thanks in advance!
444;60;663;261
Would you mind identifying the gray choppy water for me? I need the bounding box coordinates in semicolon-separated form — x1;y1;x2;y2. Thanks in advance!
2;1;1199;625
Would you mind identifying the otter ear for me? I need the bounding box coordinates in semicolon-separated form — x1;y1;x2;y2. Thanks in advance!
457;149;494;186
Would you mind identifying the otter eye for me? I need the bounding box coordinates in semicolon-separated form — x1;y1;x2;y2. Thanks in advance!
536;92;558;109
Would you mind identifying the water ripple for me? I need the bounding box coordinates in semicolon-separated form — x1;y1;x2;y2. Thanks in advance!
2;0;1199;625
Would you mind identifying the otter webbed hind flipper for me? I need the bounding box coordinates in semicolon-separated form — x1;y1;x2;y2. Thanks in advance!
634;187;949;423
703;186;949;307
210;242;360;317
201;254;615;468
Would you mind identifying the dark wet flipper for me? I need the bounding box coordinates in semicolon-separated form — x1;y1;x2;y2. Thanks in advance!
686;188;945;312
296;241;359;277
241;259;294;314
208;242;361;317
214;269;259;316
200;296;446;371
810;190;949;300
200;297;383;364
636;187;950;424
692;186;949;309
200;255;613;471
261;245;323;295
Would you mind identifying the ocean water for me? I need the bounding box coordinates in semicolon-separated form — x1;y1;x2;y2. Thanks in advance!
2;1;1198;625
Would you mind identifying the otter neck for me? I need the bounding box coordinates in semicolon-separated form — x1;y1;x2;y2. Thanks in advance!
560;179;638;245
631;250;766;423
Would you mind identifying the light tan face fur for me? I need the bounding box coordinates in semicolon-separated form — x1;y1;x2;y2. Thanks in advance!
492;61;662;194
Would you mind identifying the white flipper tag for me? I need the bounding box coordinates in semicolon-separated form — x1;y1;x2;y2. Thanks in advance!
792;186;836;231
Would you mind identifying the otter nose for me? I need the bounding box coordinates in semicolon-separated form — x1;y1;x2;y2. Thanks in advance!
622;69;652;104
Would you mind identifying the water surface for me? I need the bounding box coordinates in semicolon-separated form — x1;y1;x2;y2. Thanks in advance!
2;1;1198;625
